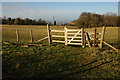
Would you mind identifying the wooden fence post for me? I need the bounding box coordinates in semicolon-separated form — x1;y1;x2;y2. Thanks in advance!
30;30;33;42
82;28;85;47
16;29;19;42
47;24;52;45
94;28;97;47
65;27;68;45
100;26;106;48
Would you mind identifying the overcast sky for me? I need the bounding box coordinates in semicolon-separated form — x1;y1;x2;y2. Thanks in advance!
2;2;118;24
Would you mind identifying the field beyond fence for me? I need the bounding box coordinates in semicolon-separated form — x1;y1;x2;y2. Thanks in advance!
2;25;119;43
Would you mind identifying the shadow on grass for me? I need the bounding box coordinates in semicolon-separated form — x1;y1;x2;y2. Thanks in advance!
67;60;113;76
45;58;113;78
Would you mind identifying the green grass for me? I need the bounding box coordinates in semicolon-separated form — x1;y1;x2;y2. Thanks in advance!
2;25;120;79
2;42;120;79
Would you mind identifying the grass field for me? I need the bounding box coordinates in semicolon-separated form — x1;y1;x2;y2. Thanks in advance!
2;42;120;79
2;25;120;79
2;25;119;43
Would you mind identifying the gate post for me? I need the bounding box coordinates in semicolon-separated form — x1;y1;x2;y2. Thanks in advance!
16;29;19;42
47;24;52;45
100;26;106;48
94;28;97;47
30;30;33;42
82;28;85;47
65;27;68;45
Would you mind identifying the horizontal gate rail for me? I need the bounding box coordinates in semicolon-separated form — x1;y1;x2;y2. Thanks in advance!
68;43;82;45
51;30;64;32
67;29;82;31
67;33;82;35
52;40;65;43
52;35;64;38
68;40;82;42
67;36;82;38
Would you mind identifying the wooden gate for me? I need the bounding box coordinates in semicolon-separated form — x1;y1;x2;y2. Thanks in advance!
47;25;85;47
65;27;85;47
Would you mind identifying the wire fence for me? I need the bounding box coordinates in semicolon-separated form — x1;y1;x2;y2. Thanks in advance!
2;28;48;42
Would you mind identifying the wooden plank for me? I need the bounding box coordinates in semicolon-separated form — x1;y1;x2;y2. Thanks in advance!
30;30;33;42
16;29;19;42
52;35;64;38
68;30;81;44
51;30;64;32
68;40;82;42
35;36;48;42
52;40;65;43
65;27;68;45
103;41;119;53
68;36;82;38
68;43;82;45
67;33;82;35
47;24;52;45
85;33;91;47
67;29;82;31
100;26;106;48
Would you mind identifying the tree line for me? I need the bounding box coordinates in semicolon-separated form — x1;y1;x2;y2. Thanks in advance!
70;12;120;28
1;17;47;25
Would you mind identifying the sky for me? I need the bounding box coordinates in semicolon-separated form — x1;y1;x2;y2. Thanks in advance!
2;2;118;24
1;0;120;2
